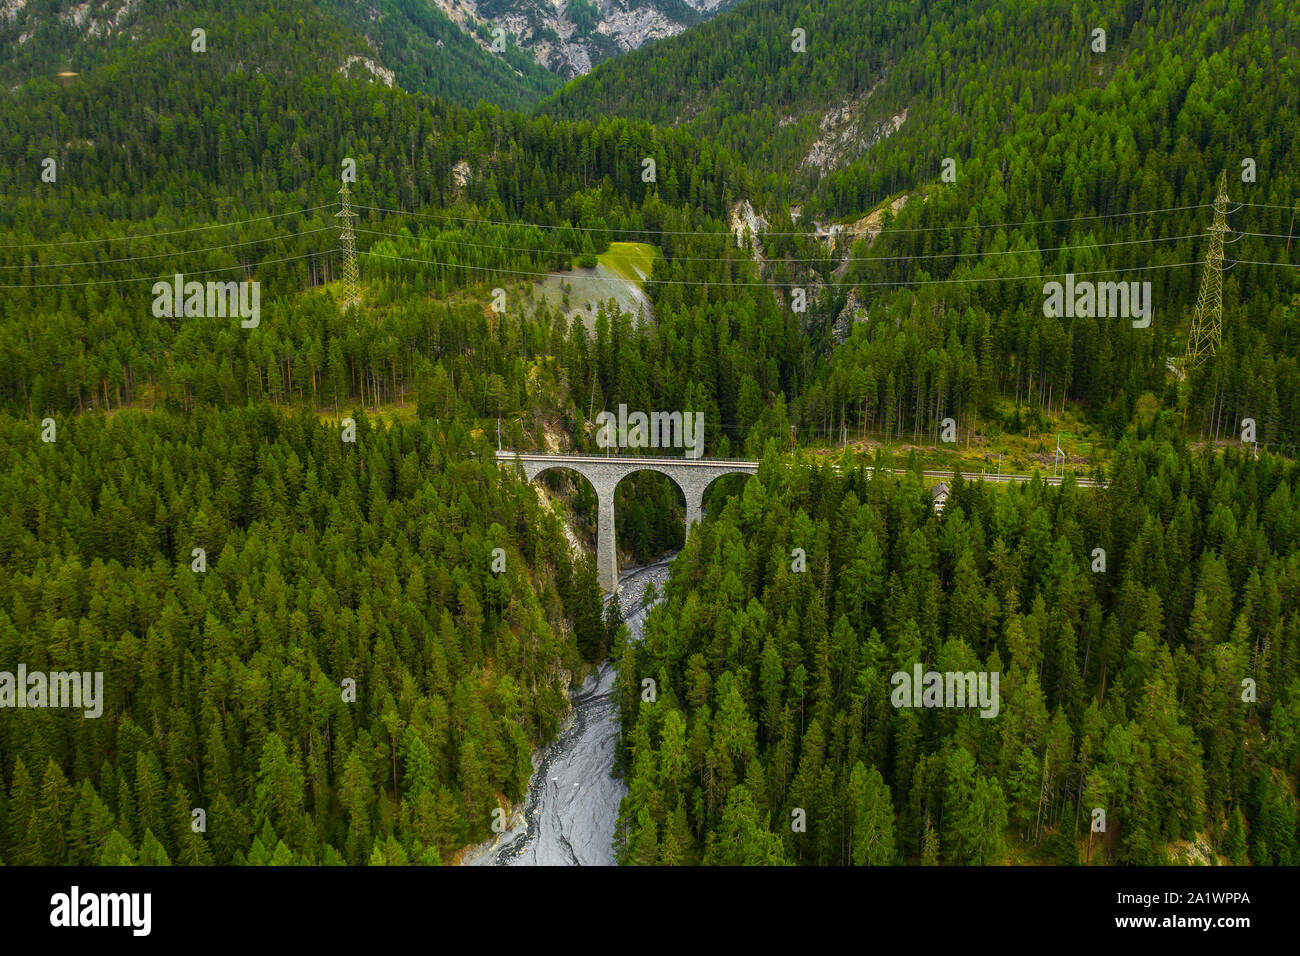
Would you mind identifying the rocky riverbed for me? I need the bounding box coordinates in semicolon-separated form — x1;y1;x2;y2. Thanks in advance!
461;554;674;866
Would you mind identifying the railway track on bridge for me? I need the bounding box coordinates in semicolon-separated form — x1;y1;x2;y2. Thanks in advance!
495;452;1106;488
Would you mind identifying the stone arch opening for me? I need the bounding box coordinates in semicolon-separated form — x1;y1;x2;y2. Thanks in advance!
698;470;757;526
530;464;601;552
613;468;689;569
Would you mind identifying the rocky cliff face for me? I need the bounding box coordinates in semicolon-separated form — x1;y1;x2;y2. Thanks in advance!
431;0;740;78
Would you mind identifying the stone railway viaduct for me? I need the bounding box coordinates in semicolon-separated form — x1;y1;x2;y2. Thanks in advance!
496;451;1104;593
495;452;758;593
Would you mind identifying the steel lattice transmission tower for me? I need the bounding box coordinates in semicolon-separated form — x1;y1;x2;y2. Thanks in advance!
1182;170;1231;371
336;182;361;311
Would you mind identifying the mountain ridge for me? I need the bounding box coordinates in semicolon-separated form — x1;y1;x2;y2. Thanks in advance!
0;0;743;108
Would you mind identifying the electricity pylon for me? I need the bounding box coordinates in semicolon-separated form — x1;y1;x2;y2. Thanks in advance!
336;182;360;311
1182;170;1231;372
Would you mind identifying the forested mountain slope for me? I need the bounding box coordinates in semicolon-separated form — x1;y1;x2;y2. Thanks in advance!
0;0;560;110
0;0;641;866
0;0;756;415
321;0;562;108
0;408;613;864
1;0;746;108
0;0;770;866
547;0;1300;455
615;433;1300;864
544;0;1296;198
0;0;785;567
542;0;916;175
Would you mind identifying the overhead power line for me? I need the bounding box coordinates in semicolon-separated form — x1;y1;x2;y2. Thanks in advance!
0;204;336;251
1225;258;1300;269
353;224;1220;267
0;226;334;270
0;250;330;289
362;247;1215;288
3;192;1294;294
352;200;1214;238
1237;200;1300;211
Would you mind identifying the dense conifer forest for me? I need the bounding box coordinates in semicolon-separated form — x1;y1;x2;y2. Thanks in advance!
0;0;1297;867
614;433;1300;864
0;408;615;864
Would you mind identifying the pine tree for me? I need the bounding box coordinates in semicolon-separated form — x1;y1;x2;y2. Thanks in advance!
849;763;897;866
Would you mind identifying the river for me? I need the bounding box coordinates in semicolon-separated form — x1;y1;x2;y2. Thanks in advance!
462;554;675;866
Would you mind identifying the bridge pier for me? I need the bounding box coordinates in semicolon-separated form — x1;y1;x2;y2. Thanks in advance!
685;495;703;537
597;489;619;595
